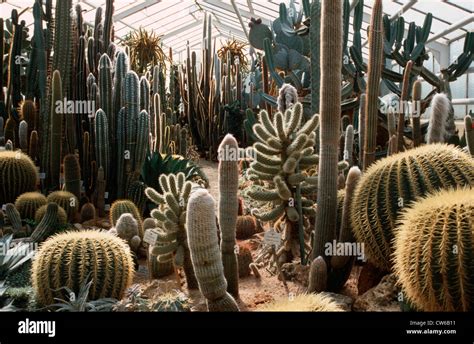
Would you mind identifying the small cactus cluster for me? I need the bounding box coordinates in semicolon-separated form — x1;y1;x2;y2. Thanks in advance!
351;144;474;270
110;200;143;238
393;187;474;312
32;230;135;305
109;213;141;253
144;173;197;289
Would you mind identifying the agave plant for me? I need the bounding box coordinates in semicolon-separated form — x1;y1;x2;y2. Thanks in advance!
217;38;249;72
48;274;118;312
0;235;35;281
141;152;209;194
124;27;168;74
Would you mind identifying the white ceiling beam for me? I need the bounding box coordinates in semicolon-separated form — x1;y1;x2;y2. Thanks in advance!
114;0;160;21
161;19;202;41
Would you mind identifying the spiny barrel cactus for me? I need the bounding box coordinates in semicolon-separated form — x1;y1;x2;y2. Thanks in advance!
35;204;67;226
47;191;79;222
186;189;239;312
15;192;47;220
236;215;258;240
80;202;96;223
145;173;198;289
351;144;474;271
110;200;143;238
0;150;38;205
32;230;135;305
257;293;344;312
218;134;239;297
113;213;141;252
393;187;474;312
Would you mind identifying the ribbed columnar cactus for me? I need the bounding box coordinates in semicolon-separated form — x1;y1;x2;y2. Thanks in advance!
52;0;72;96
14;192;47;220
393;187;474;311
30;202;59;243
47;191;79;222
132;110;150;173
94;109;110;181
310;0;321;115
49;70;62;190
218;134;239;297
5;203;22;234
363;0;383;170
140;76;150;114
32;230;135;305
351;144;474;270
116;107;126;198
312;0;343;260
35;203;67;226
343;125;354;166
63;154;81;201
29;130;39;163
411;80;422;147
465;115;474;157
110;200;143;237
99;54;113;138
186;189;239;312
145;173;198;289
426;93;450;144
113;52;129;117
18;120;28;152
124;71;140;180
126;180;147;215
0;151;38;205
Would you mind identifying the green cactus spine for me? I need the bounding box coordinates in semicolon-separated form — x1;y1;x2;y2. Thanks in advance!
63;154;81;201
363;0;383;170
393;187;474;311
312;0;343;260
218;134;239;297
351;144;474;271
0;151;38;205
186;189;240;312
32;230;135;305
14;192;47;220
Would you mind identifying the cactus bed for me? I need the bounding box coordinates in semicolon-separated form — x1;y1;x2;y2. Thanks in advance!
0;0;473;314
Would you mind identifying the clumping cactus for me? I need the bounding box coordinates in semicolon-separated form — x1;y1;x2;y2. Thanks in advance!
47;191;79;222
186;189;239;312
14;192;47;220
112;213;141;252
0;151;38;205
351;144;474;270
236;215;258;240
110;200;143;237
145;173;197;289
35;203;68;225
80;202;96;223
393;187;474;311
426;93;450;144
218;134;239;297
277;83;299;113
257;293;344;312
32;230;135;305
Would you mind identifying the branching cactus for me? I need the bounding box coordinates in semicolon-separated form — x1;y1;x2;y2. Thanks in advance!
393;187;474;311
186;189;240;312
218;134;239;297
145;173;198;289
247;102;321;262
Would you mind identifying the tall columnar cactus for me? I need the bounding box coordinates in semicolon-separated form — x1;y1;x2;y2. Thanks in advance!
49;70;62;190
14;192;47;220
113;51;129;121
393;187;474;312
465;115;474;157
29;130;39;163
132;110;150;174
312;0;342;260
411;80;422;147
310;0;321;115
30;202;59;243
103;0;114;52
110;199;143;238
426;93;450;144
20;100;36;132
99;54;113;139
116;107;126;198
32;230;135;305
47;191;79;222
5;203;22;234
343;125;354;166
18;121;28;152
145;173;198;289
186;189;240;312
96;167;106;217
140;76;150;114
63;154;81;201
0;151;38;205
94;109;110;181
126;180;147;215
218;134;239;297
363;0;383;170
52;0;73;97
351;144;474;271
124;71;140;180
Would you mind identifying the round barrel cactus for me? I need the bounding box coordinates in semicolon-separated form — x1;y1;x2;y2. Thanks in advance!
15;192;47;220
351;144;474;270
0;151;38;205
32;230;135;305
393;187;474;311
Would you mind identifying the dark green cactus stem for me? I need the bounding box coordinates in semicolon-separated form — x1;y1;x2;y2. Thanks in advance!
363;0;383;170
116;107;126;199
103;0;114;53
49;70;62;190
5;203;22;234
30;202;59;243
113;52;129;123
64;154;81;201
52;0;73;97
307;256;327;292
80;203;96;223
96;167;106;217
312;0;343;260
218;135;239;297
132;110;150;174
99;54;113;140
94;109;110;182
0;18;3;99
4;117;16;147
411;80;422;147
140;76;150;113
82;131;90;195
465;115;474;157
358;94;366;164
19;121;28;152
32;1;47;101
124;71;140;180
29;130;39;163
87;37;96;75
397;60;413;152
310;0;321;115
126;181;147;215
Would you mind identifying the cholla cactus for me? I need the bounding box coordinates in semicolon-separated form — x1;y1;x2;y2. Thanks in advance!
144;172;198;289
